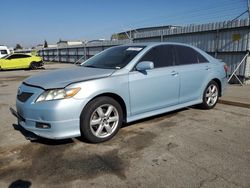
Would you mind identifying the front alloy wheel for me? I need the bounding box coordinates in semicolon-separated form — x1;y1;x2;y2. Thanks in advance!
90;104;119;138
80;96;123;143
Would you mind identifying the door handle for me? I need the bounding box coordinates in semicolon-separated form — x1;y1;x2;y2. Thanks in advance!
171;71;178;76
206;66;211;70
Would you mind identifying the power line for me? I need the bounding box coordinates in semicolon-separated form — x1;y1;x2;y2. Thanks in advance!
127;8;247;30
121;0;246;27
83;0;248;39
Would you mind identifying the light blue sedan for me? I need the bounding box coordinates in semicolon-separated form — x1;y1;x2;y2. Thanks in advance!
11;42;227;143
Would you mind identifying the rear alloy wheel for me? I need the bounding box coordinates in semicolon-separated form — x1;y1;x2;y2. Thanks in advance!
80;97;123;143
199;80;219;109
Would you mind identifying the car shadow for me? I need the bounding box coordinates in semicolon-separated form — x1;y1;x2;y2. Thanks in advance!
8;179;31;188
0;69;28;72
0;67;45;72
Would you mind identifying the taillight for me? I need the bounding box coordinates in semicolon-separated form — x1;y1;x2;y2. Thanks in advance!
224;64;228;73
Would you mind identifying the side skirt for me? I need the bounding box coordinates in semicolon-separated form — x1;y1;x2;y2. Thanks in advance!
126;99;202;123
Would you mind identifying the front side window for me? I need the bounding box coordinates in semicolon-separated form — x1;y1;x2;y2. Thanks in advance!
0;50;8;55
7;55;18;59
140;45;174;68
7;54;30;60
175;45;208;65
83;46;145;69
19;54;30;58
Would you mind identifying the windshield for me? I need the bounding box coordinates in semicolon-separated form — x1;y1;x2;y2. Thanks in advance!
82;46;145;69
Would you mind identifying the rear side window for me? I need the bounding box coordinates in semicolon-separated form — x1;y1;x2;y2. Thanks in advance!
7;54;30;59
0;50;8;55
175;45;208;65
140;45;174;68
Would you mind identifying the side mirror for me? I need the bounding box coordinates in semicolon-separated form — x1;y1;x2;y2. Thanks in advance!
136;61;154;71
74;62;82;66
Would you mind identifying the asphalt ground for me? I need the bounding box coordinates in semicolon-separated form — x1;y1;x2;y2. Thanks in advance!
0;63;249;188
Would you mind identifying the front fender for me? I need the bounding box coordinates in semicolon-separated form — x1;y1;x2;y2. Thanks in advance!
69;74;131;116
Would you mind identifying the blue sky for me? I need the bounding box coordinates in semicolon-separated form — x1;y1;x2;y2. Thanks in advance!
0;0;248;48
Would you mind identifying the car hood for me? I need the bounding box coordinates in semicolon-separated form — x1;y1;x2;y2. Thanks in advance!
24;67;115;90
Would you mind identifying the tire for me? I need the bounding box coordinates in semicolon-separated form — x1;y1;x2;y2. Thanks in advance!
80;96;123;143
29;62;37;70
199;80;219;109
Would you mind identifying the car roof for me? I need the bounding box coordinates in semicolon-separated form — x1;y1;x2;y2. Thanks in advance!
12;53;31;56
122;42;197;48
120;42;216;63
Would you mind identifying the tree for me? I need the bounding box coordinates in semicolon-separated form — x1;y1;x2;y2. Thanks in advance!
44;40;48;48
14;44;22;50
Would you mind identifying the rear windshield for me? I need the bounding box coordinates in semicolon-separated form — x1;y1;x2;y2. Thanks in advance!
82;46;145;69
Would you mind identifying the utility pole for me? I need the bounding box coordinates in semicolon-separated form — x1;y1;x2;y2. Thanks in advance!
248;0;250;19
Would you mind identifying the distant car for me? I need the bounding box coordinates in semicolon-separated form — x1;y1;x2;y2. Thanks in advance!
0;45;10;58
11;42;227;143
0;53;43;70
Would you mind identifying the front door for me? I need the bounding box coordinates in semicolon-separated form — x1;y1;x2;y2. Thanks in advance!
128;45;180;115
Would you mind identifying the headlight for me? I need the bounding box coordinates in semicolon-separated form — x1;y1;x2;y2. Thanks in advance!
36;88;81;102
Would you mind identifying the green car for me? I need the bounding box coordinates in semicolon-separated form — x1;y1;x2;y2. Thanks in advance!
0;53;43;70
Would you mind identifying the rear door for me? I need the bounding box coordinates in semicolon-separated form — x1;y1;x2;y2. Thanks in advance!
174;45;210;103
128;45;180;115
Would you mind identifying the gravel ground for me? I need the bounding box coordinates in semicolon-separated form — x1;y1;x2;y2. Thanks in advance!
0;63;249;188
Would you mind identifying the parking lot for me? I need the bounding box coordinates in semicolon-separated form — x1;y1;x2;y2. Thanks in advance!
0;63;250;188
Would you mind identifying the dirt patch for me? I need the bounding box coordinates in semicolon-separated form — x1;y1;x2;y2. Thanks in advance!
214;108;249;117
0;76;29;84
0;130;157;186
119;131;157;151
0;84;9;87
0;103;8;109
0;93;11;96
189;117;208;123
142;112;178;124
158;121;178;129
166;142;178;151
0;143;125;184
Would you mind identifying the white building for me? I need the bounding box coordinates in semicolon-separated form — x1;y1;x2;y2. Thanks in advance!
57;40;83;47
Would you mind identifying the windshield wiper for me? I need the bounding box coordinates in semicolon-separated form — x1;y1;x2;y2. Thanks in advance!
83;65;98;68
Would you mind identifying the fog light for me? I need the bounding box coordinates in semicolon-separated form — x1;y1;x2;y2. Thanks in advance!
36;122;51;129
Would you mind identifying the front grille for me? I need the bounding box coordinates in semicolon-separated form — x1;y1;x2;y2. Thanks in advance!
17;92;33;102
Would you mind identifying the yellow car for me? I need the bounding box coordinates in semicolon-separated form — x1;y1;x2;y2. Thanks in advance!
0;53;43;70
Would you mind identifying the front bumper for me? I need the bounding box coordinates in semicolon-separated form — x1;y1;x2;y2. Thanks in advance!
37;61;44;68
12;83;88;139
